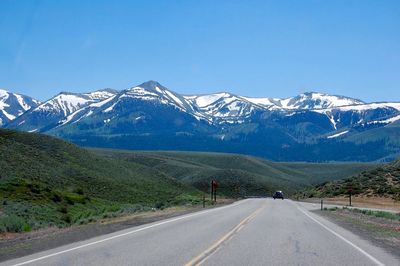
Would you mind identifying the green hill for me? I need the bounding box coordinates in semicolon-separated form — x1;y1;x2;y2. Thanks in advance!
0;129;201;233
300;159;400;200
91;149;375;197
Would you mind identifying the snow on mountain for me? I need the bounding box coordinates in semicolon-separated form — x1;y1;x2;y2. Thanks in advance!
311;101;400;130
184;93;263;123
3;89;118;132
334;102;400;112
3;81;400;135
34;89;117;116
364;113;400;126
241;97;278;108
0;89;40;126
262;92;363;110
105;81;209;121
282;92;364;109
242;92;364;112
327;130;349;139
58;94;118;126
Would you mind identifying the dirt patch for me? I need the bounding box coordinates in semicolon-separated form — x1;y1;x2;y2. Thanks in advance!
316;208;400;258
302;196;400;212
0;200;235;263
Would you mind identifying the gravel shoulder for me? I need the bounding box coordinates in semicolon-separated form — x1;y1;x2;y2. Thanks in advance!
0;200;234;262
302;196;400;212
315;208;400;258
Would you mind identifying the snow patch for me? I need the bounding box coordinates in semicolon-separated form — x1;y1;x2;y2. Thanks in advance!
243;97;275;106
335;102;400;112
90;95;116;108
164;90;184;107
194;93;228;107
14;94;30;111
327;130;349;139
2;109;16;120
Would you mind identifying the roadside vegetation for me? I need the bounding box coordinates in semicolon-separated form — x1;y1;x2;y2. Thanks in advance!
0;129;202;233
327;207;400;221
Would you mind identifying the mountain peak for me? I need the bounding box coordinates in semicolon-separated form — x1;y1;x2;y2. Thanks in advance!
138;80;165;91
99;88;119;94
0;89;40;125
0;88;9;96
285;91;365;109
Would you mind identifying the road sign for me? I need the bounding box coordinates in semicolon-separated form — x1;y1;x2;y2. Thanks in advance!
211;180;218;203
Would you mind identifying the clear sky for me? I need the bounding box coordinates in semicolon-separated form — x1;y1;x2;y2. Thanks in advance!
1;0;399;102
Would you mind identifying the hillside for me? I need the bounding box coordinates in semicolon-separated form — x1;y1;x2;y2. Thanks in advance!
300;159;400;200
91;149;374;197
0;129;201;233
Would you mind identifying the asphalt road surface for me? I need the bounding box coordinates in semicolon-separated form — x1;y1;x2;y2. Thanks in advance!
2;199;399;266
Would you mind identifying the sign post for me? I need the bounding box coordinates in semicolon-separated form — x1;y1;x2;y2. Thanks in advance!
210;180;214;203
348;185;352;206
211;180;218;204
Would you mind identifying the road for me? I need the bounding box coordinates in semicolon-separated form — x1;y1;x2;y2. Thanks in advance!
2;199;399;266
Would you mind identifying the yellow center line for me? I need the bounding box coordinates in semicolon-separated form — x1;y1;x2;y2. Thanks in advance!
184;203;266;266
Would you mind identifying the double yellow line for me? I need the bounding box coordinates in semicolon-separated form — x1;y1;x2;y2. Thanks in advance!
185;203;266;266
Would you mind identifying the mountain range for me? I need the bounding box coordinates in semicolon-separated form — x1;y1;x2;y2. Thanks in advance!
2;81;400;162
0;89;40;126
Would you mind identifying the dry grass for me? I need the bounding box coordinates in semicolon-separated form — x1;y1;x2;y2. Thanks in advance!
318;207;400;257
302;196;400;212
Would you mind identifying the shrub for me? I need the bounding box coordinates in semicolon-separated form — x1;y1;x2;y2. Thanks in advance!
74;188;84;195
52;193;62;203
0;215;29;233
59;206;68;214
22;223;31;232
154;202;165;209
62;214;71;224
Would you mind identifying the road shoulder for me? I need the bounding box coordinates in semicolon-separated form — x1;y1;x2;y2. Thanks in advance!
315;207;400;259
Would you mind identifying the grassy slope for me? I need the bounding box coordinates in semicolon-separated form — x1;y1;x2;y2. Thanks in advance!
300;159;400;200
91;149;374;197
0;129;201;232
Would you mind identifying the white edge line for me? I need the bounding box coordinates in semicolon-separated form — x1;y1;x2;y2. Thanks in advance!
296;204;385;266
10;200;249;266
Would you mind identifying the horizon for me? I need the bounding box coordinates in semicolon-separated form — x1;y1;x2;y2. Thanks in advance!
1;0;399;102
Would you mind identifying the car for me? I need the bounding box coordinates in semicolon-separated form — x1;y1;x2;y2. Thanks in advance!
273;191;284;200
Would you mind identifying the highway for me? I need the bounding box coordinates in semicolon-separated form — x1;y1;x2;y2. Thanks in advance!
2;199;398;266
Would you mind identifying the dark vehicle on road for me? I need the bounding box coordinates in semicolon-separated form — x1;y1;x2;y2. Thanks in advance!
273;191;284;200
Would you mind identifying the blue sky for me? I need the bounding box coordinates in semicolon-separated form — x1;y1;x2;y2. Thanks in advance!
1;0;399;102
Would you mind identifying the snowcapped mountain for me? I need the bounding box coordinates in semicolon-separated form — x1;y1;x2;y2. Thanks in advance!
2;81;400;162
310;102;400;131
105;81;207;121
0;89;40;126
279;92;364;110
7;89;118;132
34;89;117;116
244;92;364;110
184;93;264;123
